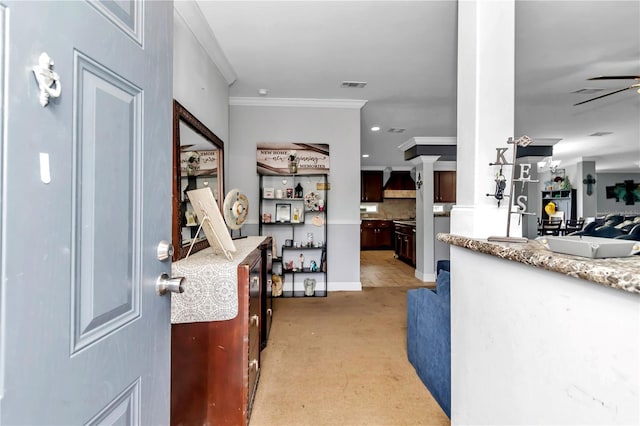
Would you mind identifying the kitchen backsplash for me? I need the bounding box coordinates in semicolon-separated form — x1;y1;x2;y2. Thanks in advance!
360;199;416;220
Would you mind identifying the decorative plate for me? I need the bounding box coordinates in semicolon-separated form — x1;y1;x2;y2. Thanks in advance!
304;191;321;211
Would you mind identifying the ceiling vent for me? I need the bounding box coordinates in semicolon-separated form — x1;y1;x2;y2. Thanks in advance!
387;128;406;133
340;81;367;88
589;131;613;137
572;88;605;95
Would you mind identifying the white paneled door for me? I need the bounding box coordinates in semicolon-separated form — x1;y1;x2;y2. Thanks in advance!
1;1;173;424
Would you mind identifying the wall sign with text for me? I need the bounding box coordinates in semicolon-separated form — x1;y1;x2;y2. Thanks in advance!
257;143;330;175
180;150;218;176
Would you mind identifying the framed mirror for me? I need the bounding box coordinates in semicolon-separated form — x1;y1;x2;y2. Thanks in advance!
172;100;224;261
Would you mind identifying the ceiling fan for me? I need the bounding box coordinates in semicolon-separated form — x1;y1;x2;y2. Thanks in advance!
574;75;640;106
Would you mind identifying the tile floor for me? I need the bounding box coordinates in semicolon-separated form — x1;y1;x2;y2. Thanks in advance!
360;249;435;288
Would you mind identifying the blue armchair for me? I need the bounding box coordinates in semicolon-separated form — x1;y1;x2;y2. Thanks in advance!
407;267;451;417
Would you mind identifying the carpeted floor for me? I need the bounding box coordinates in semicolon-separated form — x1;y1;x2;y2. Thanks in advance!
249;286;450;425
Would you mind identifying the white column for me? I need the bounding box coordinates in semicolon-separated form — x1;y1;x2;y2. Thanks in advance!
410;156;440;282
451;0;517;238
576;160;597;219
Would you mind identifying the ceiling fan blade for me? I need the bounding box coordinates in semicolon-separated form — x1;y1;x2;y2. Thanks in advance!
573;85;637;106
588;76;640;80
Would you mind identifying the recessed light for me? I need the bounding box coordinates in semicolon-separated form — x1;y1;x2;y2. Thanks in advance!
388;128;406;133
258;89;268;96
362;154;369;158
589;131;613;137
371;126;380;132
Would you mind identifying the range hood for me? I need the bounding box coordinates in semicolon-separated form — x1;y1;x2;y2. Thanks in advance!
383;171;416;198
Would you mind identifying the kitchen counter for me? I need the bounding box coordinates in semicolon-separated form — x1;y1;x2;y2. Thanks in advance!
392;220;416;226
437;233;640;294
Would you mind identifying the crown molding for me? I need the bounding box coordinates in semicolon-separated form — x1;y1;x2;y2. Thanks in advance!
174;2;237;85
229;97;367;109
398;136;457;151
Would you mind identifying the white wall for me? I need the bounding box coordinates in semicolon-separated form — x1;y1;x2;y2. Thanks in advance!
596;173;640;216
451;246;640;425
228;103;362;291
173;9;230;179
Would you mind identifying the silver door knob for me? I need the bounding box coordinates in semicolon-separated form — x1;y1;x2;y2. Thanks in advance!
157;240;174;261
156;273;185;296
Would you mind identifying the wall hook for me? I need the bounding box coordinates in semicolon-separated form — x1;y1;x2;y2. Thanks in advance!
32;52;61;107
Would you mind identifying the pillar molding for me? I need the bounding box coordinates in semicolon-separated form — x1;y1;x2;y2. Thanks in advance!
409;155;440;282
451;0;516;239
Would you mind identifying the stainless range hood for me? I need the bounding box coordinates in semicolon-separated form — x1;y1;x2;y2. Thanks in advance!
383;171;416;198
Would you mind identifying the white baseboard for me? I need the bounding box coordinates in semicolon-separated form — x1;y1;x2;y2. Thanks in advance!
415;270;436;282
328;281;362;292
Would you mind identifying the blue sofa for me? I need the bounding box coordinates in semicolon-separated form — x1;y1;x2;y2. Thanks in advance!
407;264;451;417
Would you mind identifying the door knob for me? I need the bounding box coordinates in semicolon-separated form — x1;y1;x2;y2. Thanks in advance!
156;273;185;296
156;240;174;261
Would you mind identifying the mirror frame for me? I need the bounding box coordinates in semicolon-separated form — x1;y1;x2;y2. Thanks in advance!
172;100;224;261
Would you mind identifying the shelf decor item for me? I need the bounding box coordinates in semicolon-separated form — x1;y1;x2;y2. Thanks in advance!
288;151;298;174
304;191;321;211
276;203;291;223
304;278;316;296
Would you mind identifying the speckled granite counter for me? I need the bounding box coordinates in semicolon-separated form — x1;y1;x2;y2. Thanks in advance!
437;233;640;294
393;220;416;226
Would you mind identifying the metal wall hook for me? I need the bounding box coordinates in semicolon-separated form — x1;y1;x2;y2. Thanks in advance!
32;52;61;107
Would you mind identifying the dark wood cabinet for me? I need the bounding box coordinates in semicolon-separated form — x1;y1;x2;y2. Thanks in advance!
361;220;393;249
394;222;416;266
434;171;456;203
361;170;384;202
261;245;273;349
170;237;271;426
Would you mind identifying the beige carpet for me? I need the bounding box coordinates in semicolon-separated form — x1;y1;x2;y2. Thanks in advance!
249;287;449;426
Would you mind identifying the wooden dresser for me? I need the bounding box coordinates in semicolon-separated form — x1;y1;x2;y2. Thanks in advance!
170;236;271;426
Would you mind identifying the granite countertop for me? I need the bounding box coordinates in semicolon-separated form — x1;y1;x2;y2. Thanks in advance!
393;220;416;226
437;233;640;295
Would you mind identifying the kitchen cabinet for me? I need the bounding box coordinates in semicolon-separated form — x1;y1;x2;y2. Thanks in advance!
434;171;456;203
394;222;416;266
361;170;384;202
361;220;394;249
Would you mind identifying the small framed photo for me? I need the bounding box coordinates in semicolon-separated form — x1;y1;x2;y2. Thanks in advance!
263;187;275;198
276;203;291;223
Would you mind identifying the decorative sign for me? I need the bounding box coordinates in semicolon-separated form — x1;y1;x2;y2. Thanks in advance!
181;150;218;176
486;136;538;243
257;143;330;175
